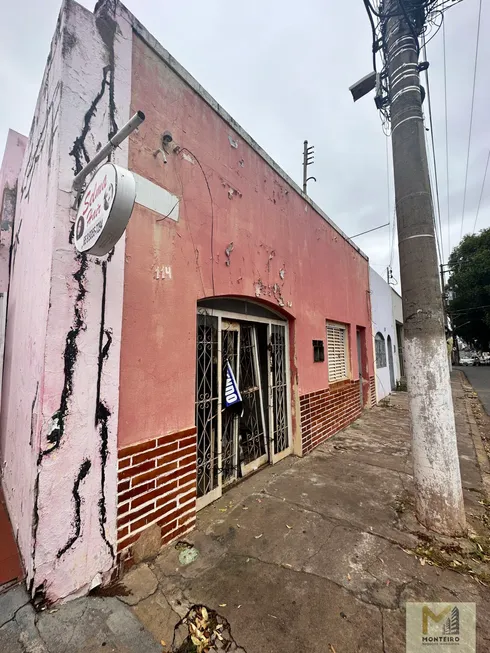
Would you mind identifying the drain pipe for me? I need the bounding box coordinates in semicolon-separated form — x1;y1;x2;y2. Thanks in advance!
72;111;145;192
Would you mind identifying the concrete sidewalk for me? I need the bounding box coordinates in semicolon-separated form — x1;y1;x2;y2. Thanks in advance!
1;371;490;652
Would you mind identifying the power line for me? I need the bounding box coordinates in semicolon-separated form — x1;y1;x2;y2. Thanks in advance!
443;18;450;257
449;304;490;315
350;222;390;239
422;36;444;262
460;0;483;241
473;150;490;233
386;136;392;265
389;205;397;269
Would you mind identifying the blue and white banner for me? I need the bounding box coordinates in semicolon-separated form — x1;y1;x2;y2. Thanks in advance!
224;362;242;408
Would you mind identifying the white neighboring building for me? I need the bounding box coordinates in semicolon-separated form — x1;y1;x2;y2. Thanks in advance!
391;288;404;380
369;268;402;401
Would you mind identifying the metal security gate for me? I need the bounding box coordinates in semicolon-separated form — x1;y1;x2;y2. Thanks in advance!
195;308;292;509
195;313;220;505
269;324;291;463
239;324;268;474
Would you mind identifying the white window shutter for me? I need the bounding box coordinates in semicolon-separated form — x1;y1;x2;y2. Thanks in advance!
327;323;348;383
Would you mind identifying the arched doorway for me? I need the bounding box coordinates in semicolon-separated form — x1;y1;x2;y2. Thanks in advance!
387;335;395;390
195;297;293;508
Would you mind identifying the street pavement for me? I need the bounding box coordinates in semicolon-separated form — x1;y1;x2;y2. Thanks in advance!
1;371;490;652
458;365;490;415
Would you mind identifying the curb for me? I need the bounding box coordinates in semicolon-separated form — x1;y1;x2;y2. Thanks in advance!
459;370;490;499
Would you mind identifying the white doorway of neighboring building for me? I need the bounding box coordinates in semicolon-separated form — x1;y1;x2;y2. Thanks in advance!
387;334;395;391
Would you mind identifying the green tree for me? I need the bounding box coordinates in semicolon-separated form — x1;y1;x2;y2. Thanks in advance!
447;228;490;351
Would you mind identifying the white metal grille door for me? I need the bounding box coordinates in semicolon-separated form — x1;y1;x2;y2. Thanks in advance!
239;325;268;472
221;323;240;485
195;306;292;508
195;314;220;503
269;324;291;460
327;323;348;383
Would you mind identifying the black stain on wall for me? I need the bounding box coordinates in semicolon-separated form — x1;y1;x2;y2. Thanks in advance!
57;459;92;558
95;261;114;560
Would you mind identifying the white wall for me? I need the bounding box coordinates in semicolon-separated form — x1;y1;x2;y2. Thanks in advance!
369;268;399;401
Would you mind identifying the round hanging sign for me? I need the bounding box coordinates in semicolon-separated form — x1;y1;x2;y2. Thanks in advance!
74;163;136;256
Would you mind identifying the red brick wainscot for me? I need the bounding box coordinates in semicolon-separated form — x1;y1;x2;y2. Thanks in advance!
369;375;377;407
117;426;197;569
300;379;367;454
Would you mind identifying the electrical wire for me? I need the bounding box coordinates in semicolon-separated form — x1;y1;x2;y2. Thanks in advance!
363;0;378;71
385;136;392;263
442;17;451;258
389;206;397;269
422;36;444;262
460;0;483;241
472;150;490;234
179;147;216;295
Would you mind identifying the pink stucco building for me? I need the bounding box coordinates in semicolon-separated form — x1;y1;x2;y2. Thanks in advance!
0;0;375;604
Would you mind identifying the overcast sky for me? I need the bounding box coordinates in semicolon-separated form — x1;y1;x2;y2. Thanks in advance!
1;0;488;287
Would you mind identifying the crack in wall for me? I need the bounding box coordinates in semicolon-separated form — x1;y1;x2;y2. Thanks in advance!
42;253;88;457
29;382;39;447
69;69;110;176
57;459;92;558
95;260;115;560
21;82;62;202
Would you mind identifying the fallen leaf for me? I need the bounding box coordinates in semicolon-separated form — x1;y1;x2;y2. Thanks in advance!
254;533;263;539
160;640;166;647
191;635;202;647
242;506;249;510
284;563;292;568
420;558;426;566
201;607;208;622
256;499;262;503
237;605;242;609
246;558;250;562
347;573;351;581
329;645;337;653
219;603;227;607
218;508;228;513
268;614;278;619
286;524;292;529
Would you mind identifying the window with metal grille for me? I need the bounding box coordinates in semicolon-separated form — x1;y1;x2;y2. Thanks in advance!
375;332;387;368
326;323;349;383
312;339;325;362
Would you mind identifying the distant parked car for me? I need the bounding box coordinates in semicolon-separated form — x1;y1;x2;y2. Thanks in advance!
460;357;475;366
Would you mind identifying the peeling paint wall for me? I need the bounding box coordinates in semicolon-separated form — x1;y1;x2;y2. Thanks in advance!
0;130;27;413
369;267;400;400
118;27;374;451
0;0;131;604
0;130;27;293
0;13;65;590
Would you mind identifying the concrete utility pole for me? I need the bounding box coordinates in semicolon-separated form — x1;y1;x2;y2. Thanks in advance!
383;0;466;535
